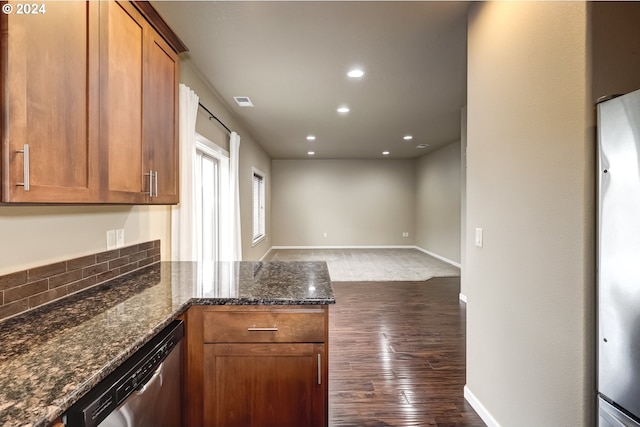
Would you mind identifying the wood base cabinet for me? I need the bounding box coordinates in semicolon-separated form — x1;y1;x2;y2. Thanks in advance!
204;343;326;427
184;306;329;427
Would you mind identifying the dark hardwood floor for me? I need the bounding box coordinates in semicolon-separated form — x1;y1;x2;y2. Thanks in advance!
328;278;485;427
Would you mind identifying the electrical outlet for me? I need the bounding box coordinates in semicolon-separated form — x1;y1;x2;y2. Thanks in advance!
116;229;125;248
402;232;409;237
106;230;116;250
323;232;328;238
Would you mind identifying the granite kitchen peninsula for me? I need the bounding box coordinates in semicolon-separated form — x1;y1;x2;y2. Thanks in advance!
0;261;334;427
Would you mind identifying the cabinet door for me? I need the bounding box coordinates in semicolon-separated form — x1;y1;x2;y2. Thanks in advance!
203;343;326;427
143;27;179;204
1;1;99;202
99;0;146;203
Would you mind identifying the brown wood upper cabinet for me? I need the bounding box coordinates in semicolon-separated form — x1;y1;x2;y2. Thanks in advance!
100;1;179;204
0;1;184;204
0;1;100;203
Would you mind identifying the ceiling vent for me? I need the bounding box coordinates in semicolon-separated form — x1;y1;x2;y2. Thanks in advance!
234;96;254;107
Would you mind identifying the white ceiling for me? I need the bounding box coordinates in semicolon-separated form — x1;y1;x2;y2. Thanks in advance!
152;1;469;159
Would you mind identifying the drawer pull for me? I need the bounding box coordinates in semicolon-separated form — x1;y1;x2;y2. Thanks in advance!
247;327;278;332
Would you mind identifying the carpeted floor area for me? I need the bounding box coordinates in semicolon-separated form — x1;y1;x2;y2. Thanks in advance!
263;248;460;282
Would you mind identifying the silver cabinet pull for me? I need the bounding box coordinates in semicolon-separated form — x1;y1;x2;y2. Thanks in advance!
144;171;159;197
144;170;153;196
16;144;30;191
317;354;321;385
247;327;278;331
154;171;158;197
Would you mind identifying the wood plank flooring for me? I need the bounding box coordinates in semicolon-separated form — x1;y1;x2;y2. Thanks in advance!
328;278;485;427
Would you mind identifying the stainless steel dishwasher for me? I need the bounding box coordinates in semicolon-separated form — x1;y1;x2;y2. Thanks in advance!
64;320;184;427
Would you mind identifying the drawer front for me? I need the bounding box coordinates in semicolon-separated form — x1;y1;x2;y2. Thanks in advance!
203;308;326;343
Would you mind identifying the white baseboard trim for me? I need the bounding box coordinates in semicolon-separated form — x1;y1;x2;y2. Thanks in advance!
414;246;461;268
259;247;273;261
269;245;416;250
459;293;467;303
464;386;501;427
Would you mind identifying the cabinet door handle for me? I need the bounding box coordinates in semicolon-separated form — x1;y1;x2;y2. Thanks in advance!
317;354;322;385
16;144;30;191
144;170;153;196
154;171;158;197
247;327;278;332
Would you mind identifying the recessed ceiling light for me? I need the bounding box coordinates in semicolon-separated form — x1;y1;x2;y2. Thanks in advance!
416;144;429;149
306;135;316;141
347;69;364;78
382;151;390;156
337;106;350;114
308;151;315;156
403;135;413;140
233;96;253;107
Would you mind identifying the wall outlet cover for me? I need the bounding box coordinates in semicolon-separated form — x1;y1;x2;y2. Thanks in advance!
116;229;125;248
106;230;117;250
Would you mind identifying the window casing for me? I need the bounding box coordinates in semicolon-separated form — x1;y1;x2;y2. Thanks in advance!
252;169;266;245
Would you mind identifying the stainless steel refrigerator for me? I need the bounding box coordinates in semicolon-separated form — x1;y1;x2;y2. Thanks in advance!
598;88;640;427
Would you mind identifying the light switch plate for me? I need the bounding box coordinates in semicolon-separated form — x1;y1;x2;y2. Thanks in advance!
475;228;483;247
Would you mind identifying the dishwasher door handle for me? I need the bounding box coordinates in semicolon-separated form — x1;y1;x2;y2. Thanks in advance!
136;362;163;394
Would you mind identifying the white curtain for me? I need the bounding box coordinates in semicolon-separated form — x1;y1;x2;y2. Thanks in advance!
171;84;199;261
229;131;242;261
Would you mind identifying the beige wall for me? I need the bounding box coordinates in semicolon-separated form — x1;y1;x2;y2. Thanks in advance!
466;2;640;425
466;2;594;425
415;141;461;264
0;205;171;275
179;59;272;261
271;159;416;247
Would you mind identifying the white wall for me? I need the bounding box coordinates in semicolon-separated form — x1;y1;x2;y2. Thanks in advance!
415;141;461;264
465;2;594;425
271;159;415;247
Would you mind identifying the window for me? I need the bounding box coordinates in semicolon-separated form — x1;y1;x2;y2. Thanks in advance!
195;135;230;263
196;151;219;262
252;168;266;245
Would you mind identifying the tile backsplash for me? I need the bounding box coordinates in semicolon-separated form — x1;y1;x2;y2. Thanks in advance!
0;240;161;321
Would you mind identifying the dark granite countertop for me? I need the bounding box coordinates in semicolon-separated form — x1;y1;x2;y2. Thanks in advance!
0;261;334;427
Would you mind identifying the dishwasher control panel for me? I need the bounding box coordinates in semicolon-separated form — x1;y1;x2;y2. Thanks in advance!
115;335;179;404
